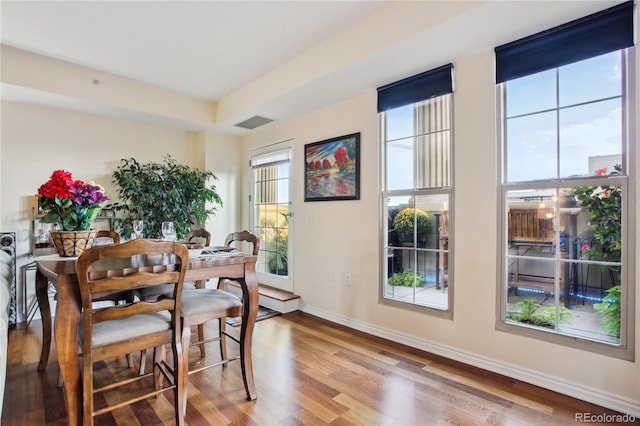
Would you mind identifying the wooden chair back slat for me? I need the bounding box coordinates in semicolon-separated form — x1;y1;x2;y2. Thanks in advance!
96;230;121;244
224;230;260;255
89;271;181;294
93;299;176;323
187;228;211;246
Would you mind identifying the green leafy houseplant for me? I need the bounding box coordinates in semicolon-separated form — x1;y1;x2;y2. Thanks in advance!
111;156;222;240
388;269;424;287
392;208;432;242
507;299;572;328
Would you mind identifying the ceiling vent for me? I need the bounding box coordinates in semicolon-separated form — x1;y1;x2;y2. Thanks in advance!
234;115;274;130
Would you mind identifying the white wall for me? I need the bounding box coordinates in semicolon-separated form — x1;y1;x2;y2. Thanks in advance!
243;92;379;315
199;131;244;245
242;50;640;415
0;102;241;320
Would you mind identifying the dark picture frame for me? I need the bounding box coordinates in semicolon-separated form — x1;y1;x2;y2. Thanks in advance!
304;132;360;202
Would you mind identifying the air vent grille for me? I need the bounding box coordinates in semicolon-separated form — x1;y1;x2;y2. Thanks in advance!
234;115;273;130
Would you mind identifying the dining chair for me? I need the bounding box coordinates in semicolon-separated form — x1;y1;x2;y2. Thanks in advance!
95;229;121;244
177;230;260;413
188;229;260;359
136;229;208;303
186;228;211;246
213;230;260;360
183;228;212;356
139;231;259;363
76;239;188;425
135;230;210;375
94;230;141;369
56;230;135;387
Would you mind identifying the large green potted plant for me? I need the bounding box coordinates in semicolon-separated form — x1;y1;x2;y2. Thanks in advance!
111;156;222;240
392;207;433;244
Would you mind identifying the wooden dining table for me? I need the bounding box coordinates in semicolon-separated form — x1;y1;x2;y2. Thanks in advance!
35;251;259;426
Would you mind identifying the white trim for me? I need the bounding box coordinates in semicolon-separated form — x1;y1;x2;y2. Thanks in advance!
249;139;294;293
299;303;640;418
250;149;291;168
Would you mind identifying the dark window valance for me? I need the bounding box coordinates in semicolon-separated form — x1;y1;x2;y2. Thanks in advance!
377;63;453;113
495;1;634;83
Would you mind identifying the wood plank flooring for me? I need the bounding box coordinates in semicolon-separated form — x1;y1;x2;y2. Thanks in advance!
2;311;630;425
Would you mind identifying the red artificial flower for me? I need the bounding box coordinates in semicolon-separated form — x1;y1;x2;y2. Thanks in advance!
37;169;74;200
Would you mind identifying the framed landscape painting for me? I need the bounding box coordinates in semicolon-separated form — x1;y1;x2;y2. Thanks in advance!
304;132;360;201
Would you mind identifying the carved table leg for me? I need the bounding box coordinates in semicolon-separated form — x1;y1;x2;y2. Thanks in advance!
35;269;51;371
239;262;258;401
55;276;83;426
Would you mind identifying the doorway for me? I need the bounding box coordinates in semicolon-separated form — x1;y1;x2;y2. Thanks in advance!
250;141;293;293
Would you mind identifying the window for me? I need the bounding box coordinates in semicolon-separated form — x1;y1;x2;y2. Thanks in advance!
378;64;453;314
496;2;635;359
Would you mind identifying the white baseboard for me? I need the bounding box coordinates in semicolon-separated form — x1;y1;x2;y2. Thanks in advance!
299;303;640;418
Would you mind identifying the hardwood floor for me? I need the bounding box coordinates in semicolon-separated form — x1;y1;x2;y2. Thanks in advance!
2;311;628;425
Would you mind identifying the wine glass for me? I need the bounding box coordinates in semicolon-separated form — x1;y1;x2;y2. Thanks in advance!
132;220;144;239
161;221;176;241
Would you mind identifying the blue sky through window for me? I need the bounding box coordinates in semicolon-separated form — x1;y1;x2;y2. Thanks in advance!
505;51;623;182
384;51;623;191
386;104;414;194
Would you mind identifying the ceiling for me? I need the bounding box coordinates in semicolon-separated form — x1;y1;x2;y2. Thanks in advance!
0;1;622;135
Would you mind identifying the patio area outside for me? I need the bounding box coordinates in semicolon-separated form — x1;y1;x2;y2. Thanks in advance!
385;278;618;345
507;288;619;344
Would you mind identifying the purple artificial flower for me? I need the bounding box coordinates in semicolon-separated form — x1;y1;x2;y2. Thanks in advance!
70;182;109;206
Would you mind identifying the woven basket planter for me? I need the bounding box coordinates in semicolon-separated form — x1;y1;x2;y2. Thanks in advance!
50;229;98;257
